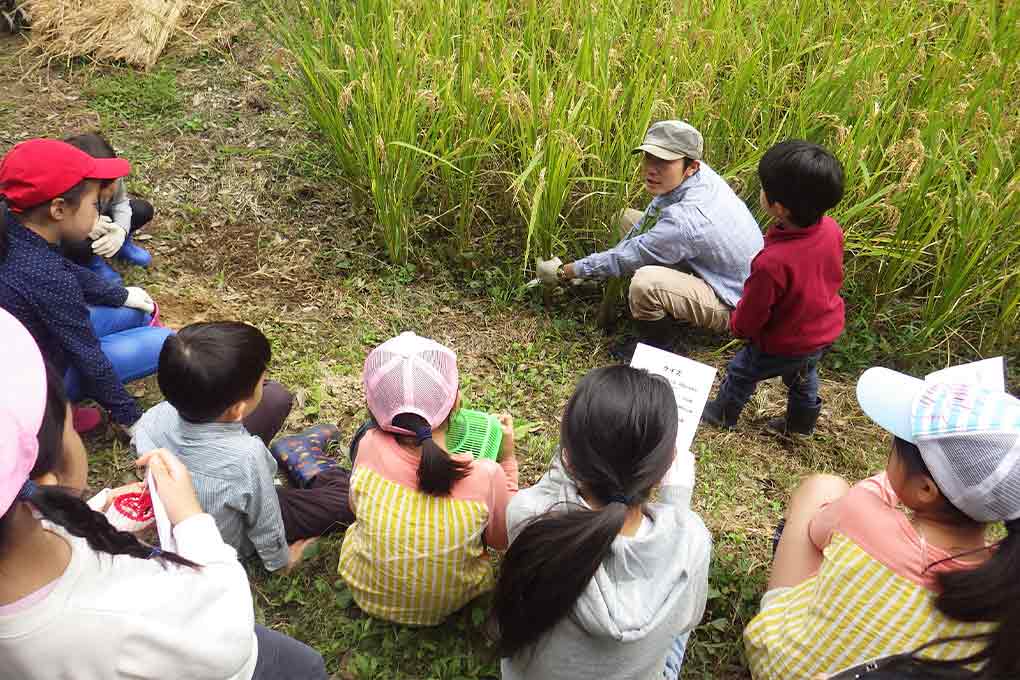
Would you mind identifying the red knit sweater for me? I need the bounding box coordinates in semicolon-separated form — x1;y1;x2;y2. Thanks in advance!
730;216;845;356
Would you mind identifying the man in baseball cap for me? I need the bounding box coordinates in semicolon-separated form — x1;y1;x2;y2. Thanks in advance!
556;120;763;360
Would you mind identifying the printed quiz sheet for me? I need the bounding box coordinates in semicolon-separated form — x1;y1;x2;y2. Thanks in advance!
629;343;717;504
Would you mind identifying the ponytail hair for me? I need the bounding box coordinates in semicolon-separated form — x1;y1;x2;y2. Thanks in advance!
391;412;470;496
17;482;198;569
924;518;1020;677
0;360;198;570
493;365;678;658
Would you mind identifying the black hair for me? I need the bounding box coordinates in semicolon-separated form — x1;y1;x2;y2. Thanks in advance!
1;180;92;261
0;360;197;569
64;133;117;159
891;436;1020;677
157;321;272;423
758;139;844;227
64;133;118;189
493;366;678;658
892;437;973;525
391;412;470;496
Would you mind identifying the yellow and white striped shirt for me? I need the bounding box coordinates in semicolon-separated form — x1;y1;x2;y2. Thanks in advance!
745;531;992;678
337;429;517;625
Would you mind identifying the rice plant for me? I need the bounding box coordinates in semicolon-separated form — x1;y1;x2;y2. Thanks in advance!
264;0;1019;355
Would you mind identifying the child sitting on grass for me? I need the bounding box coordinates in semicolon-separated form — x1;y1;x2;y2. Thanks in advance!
132;321;353;572
0;308;328;680
744;367;1020;679
0;138;166;434
703;140;845;435
62;133;155;281
338;332;518;626
494;365;711;680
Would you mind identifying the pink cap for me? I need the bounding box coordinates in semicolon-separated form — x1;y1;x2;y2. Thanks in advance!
0;308;47;515
363;332;459;436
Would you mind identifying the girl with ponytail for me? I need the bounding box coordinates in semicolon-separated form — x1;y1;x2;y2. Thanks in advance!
746;367;1020;680
338;332;519;626
0;308;328;680
495;365;712;680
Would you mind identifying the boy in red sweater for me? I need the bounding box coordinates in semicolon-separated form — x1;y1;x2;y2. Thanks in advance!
702;140;845;435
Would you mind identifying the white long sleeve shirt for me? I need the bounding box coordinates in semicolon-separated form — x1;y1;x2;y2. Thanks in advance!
0;514;259;680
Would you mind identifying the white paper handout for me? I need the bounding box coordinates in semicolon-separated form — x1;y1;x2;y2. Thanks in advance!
925;357;1005;393
146;469;176;553
629;343;717;500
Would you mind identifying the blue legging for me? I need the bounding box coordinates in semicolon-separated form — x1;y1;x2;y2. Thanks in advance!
64;305;173;401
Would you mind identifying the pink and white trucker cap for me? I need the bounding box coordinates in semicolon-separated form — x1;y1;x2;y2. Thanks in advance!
0;308;48;515
856;367;1020;523
363;332;459;436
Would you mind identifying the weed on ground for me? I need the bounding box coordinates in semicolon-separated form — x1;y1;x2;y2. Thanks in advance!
0;17;1013;679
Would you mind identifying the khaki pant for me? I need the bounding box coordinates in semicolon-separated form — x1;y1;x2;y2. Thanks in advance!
619;209;732;332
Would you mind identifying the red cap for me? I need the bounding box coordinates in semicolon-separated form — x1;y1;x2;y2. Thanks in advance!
0;139;131;213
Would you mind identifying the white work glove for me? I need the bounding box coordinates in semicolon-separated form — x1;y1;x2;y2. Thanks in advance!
536;257;563;286
123;286;155;314
90;216;127;258
88;215;114;240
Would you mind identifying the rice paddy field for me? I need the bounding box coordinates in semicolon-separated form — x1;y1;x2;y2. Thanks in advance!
267;0;1019;359
0;0;1017;677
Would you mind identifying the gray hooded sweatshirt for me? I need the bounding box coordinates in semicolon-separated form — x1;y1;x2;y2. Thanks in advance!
501;454;712;680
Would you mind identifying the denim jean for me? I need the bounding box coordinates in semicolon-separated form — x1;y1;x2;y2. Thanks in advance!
64;305;171;401
662;632;690;680
717;344;825;411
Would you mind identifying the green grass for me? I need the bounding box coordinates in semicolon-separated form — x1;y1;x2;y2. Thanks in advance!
265;0;1020;359
4;11;1016;679
86;67;182;122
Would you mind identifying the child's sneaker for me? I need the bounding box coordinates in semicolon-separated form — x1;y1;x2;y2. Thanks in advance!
116;239;152;268
85;255;123;285
271;424;342;488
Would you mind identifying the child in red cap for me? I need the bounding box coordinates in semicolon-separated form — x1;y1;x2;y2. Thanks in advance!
0;138;171;433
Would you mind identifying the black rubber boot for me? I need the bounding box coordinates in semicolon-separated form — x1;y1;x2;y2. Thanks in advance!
766;401;823;436
610;318;679;362
701;397;743;430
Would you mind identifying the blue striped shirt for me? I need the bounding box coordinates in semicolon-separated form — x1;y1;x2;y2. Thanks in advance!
132;401;290;571
573;163;763;307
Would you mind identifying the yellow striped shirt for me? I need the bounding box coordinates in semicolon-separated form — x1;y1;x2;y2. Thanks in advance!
744;533;993;679
337;428;514;626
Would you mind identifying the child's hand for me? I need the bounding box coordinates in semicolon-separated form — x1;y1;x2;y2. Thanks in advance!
136;448;203;526
124;287;155;314
284;537;318;573
496;414;515;461
92;223;127;258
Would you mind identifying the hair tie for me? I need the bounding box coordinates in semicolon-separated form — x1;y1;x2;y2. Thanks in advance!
16;480;37;501
148;547;162;559
607;493;630;506
414;426;433;446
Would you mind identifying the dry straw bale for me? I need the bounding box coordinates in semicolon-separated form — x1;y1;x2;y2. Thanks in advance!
20;0;217;69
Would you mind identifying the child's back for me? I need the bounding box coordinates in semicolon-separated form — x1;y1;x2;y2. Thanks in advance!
339;427;516;625
501;453;711;680
744;472;992;678
134;400;289;570
338;332;518;626
732;214;844;356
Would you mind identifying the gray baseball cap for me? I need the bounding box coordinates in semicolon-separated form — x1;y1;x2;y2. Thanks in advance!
633;120;704;161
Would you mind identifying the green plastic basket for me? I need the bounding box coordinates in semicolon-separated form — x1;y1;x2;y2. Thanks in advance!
446;409;502;460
